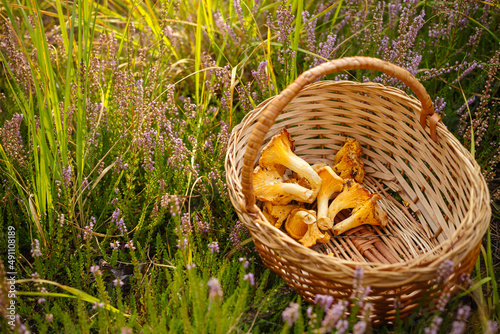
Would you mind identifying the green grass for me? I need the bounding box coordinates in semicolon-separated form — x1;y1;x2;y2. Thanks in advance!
0;0;499;332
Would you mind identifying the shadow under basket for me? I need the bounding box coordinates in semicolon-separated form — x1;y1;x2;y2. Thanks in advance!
224;57;491;325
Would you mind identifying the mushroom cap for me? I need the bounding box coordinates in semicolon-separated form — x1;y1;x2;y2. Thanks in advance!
316;166;344;196
259;129;294;174
299;222;327;248
333;138;365;183
285;208;316;239
333;138;362;165
333;154;365;183
333;194;387;235
312;162;329;172
327;179;371;222
263;202;301;228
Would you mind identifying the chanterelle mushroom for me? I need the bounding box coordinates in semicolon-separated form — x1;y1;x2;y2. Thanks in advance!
333;138;362;165
327;179;371;223
285;208;316;239
312;162;329;172
253;166;314;205
263;202;301;228
259;129;322;203
300;221;331;247
333;194;388;235
316;166;344;230
333;138;365;183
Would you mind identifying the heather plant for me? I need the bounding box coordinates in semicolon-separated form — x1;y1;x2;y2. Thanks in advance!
0;0;499;332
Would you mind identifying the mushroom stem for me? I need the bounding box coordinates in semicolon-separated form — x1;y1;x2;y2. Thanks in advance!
316;166;344;230
253;166;314;205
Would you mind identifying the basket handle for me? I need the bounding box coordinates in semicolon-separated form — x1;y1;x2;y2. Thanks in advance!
242;56;439;212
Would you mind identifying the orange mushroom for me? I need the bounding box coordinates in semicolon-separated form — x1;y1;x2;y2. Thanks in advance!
333;194;388;235
327;179;371;223
259;129;322;203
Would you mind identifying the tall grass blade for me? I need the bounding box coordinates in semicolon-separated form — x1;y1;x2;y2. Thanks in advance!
17;279;129;316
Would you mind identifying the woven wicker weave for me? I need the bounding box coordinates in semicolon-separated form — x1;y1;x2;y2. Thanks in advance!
225;57;491;324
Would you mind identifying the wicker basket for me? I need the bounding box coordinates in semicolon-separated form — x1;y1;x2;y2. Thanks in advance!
225;57;491;324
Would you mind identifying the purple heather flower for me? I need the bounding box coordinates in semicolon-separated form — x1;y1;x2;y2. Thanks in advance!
207;277;223;301
238;257;250;269
282;302;300;326
81;178;89;191
112;208;120;222
436;288;452;312
335;319;349;334
31;239;42;258
208;241;220;254
0;113;27;167
486;320;499;334
234;0;245;25
194;215;210;234
113;157;129;174
90;265;100;275
275;4;294;45
313;33;337;67
83;216;96;240
302;10;316;53
217;121;230;155
116;218;127;234
353;320;367;334
113;278;124;287
306;306;313;318
351;266;365;298
58;213;65;227
38;298;46;304
124;240;135;250
229;221;244;250
424;316;443;334
177;237;188;249
457;96;476;115
110;241;121;250
243;272;255;286
92;302;105;310
321;300;347;331
12;314;30;334
251;60;269;94
437;259;454;284
453;60;479;84
186;263;196;270
457;273;471;286
62;165;72;187
111;208;127;234
315;294;334;311
450;305;471;334
434;96;447;114
393;298;402;310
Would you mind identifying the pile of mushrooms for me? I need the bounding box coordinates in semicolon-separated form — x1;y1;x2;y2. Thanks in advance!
253;129;388;248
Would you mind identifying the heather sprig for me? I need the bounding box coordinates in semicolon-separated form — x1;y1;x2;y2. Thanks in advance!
0;0;499;332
